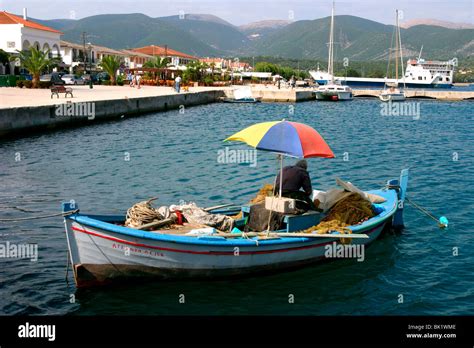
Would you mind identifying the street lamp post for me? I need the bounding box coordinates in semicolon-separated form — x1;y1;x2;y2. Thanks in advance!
87;42;93;89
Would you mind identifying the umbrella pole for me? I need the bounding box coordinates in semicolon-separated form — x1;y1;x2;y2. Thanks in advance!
279;155;283;198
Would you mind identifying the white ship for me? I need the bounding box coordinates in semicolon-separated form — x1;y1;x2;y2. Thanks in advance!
310;56;457;89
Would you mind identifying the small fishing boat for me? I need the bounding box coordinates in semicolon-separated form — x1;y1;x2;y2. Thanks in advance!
223;86;260;103
62;170;409;287
379;10;406;102
223;97;260;103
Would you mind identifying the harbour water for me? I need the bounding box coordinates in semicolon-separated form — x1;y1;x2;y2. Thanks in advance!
0;99;473;315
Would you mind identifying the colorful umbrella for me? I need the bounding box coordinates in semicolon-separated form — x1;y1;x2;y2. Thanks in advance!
225;120;334;197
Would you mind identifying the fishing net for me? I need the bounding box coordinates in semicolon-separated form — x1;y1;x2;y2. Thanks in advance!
232;184;274;219
304;192;376;243
249;184;275;204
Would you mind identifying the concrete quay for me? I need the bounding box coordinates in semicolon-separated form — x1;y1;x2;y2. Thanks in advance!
0;85;227;137
353;89;474;101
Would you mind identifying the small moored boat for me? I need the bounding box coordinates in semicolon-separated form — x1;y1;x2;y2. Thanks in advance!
314;1;353;101
379;87;406;102
379;10;407;103
62;170;409;287
223;86;260;103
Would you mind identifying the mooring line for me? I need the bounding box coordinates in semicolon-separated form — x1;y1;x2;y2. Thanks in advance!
0;209;79;222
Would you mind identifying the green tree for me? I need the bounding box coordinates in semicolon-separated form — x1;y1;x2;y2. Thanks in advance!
255;62;279;74
18;47;53;88
99;55;122;85
346;68;361;77
367;70;385;78
183;61;208;82
143;56;169;69
0;49;10;65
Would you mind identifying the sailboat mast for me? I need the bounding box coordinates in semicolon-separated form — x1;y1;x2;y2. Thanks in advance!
395;10;399;81
328;1;335;82
398;11;406;88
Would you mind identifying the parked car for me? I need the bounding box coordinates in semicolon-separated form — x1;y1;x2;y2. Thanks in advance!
40;73;64;85
96;72;110;81
82;74;98;83
62;74;86;85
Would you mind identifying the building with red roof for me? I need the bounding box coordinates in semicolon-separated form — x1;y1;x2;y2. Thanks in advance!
131;45;197;66
0;9;62;56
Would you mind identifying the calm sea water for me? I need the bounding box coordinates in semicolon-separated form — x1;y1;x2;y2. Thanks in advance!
0;98;473;315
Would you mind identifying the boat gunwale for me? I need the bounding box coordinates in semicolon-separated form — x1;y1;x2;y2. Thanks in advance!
65;189;398;247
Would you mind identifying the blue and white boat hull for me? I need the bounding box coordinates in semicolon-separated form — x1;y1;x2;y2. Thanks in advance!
63;170;409;287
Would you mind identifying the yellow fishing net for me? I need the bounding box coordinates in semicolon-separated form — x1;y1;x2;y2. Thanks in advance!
304;192;375;244
235;186;375;244
232;184;274;219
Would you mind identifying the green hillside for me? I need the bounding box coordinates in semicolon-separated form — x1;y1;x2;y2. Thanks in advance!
37;13;473;61
243;15;473;60
160;15;248;52
46;14;221;56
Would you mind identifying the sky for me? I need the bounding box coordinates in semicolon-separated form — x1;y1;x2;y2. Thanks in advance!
1;0;473;25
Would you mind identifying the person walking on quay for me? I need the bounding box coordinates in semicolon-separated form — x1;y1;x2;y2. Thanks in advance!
175;75;182;93
136;74;141;89
290;75;296;89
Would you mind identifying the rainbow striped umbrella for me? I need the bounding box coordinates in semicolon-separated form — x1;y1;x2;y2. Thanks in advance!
225;120;335;158
225;120;334;197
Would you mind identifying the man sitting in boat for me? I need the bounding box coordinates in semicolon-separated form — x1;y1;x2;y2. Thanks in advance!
275;160;316;211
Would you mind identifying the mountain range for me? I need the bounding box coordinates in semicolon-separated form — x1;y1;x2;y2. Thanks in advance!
33;13;474;61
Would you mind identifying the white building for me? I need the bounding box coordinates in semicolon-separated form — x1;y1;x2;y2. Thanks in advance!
0;9;62;55
120;49;153;69
61;40;134;73
0;9;62;74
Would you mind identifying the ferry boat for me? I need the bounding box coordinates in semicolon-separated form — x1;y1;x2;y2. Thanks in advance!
310;57;457;89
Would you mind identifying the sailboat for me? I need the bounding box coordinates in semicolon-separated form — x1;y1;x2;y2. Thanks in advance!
379;10;406;102
315;1;353;101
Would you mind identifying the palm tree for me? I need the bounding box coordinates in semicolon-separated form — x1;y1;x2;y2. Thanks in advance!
18;47;52;88
143;56;169;69
99;55;122;85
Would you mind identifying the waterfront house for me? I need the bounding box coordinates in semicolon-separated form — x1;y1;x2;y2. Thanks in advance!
120;50;153;69
200;57;228;70
131;45;197;67
0;9;61;74
60;40;128;73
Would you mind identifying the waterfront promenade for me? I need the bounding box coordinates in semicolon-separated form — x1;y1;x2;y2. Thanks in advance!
0;85;229;109
0;85;229;137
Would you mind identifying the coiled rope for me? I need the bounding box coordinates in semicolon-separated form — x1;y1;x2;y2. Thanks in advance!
124;197;163;228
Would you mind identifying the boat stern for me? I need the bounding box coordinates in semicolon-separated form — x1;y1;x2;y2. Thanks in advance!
387;169;409;228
